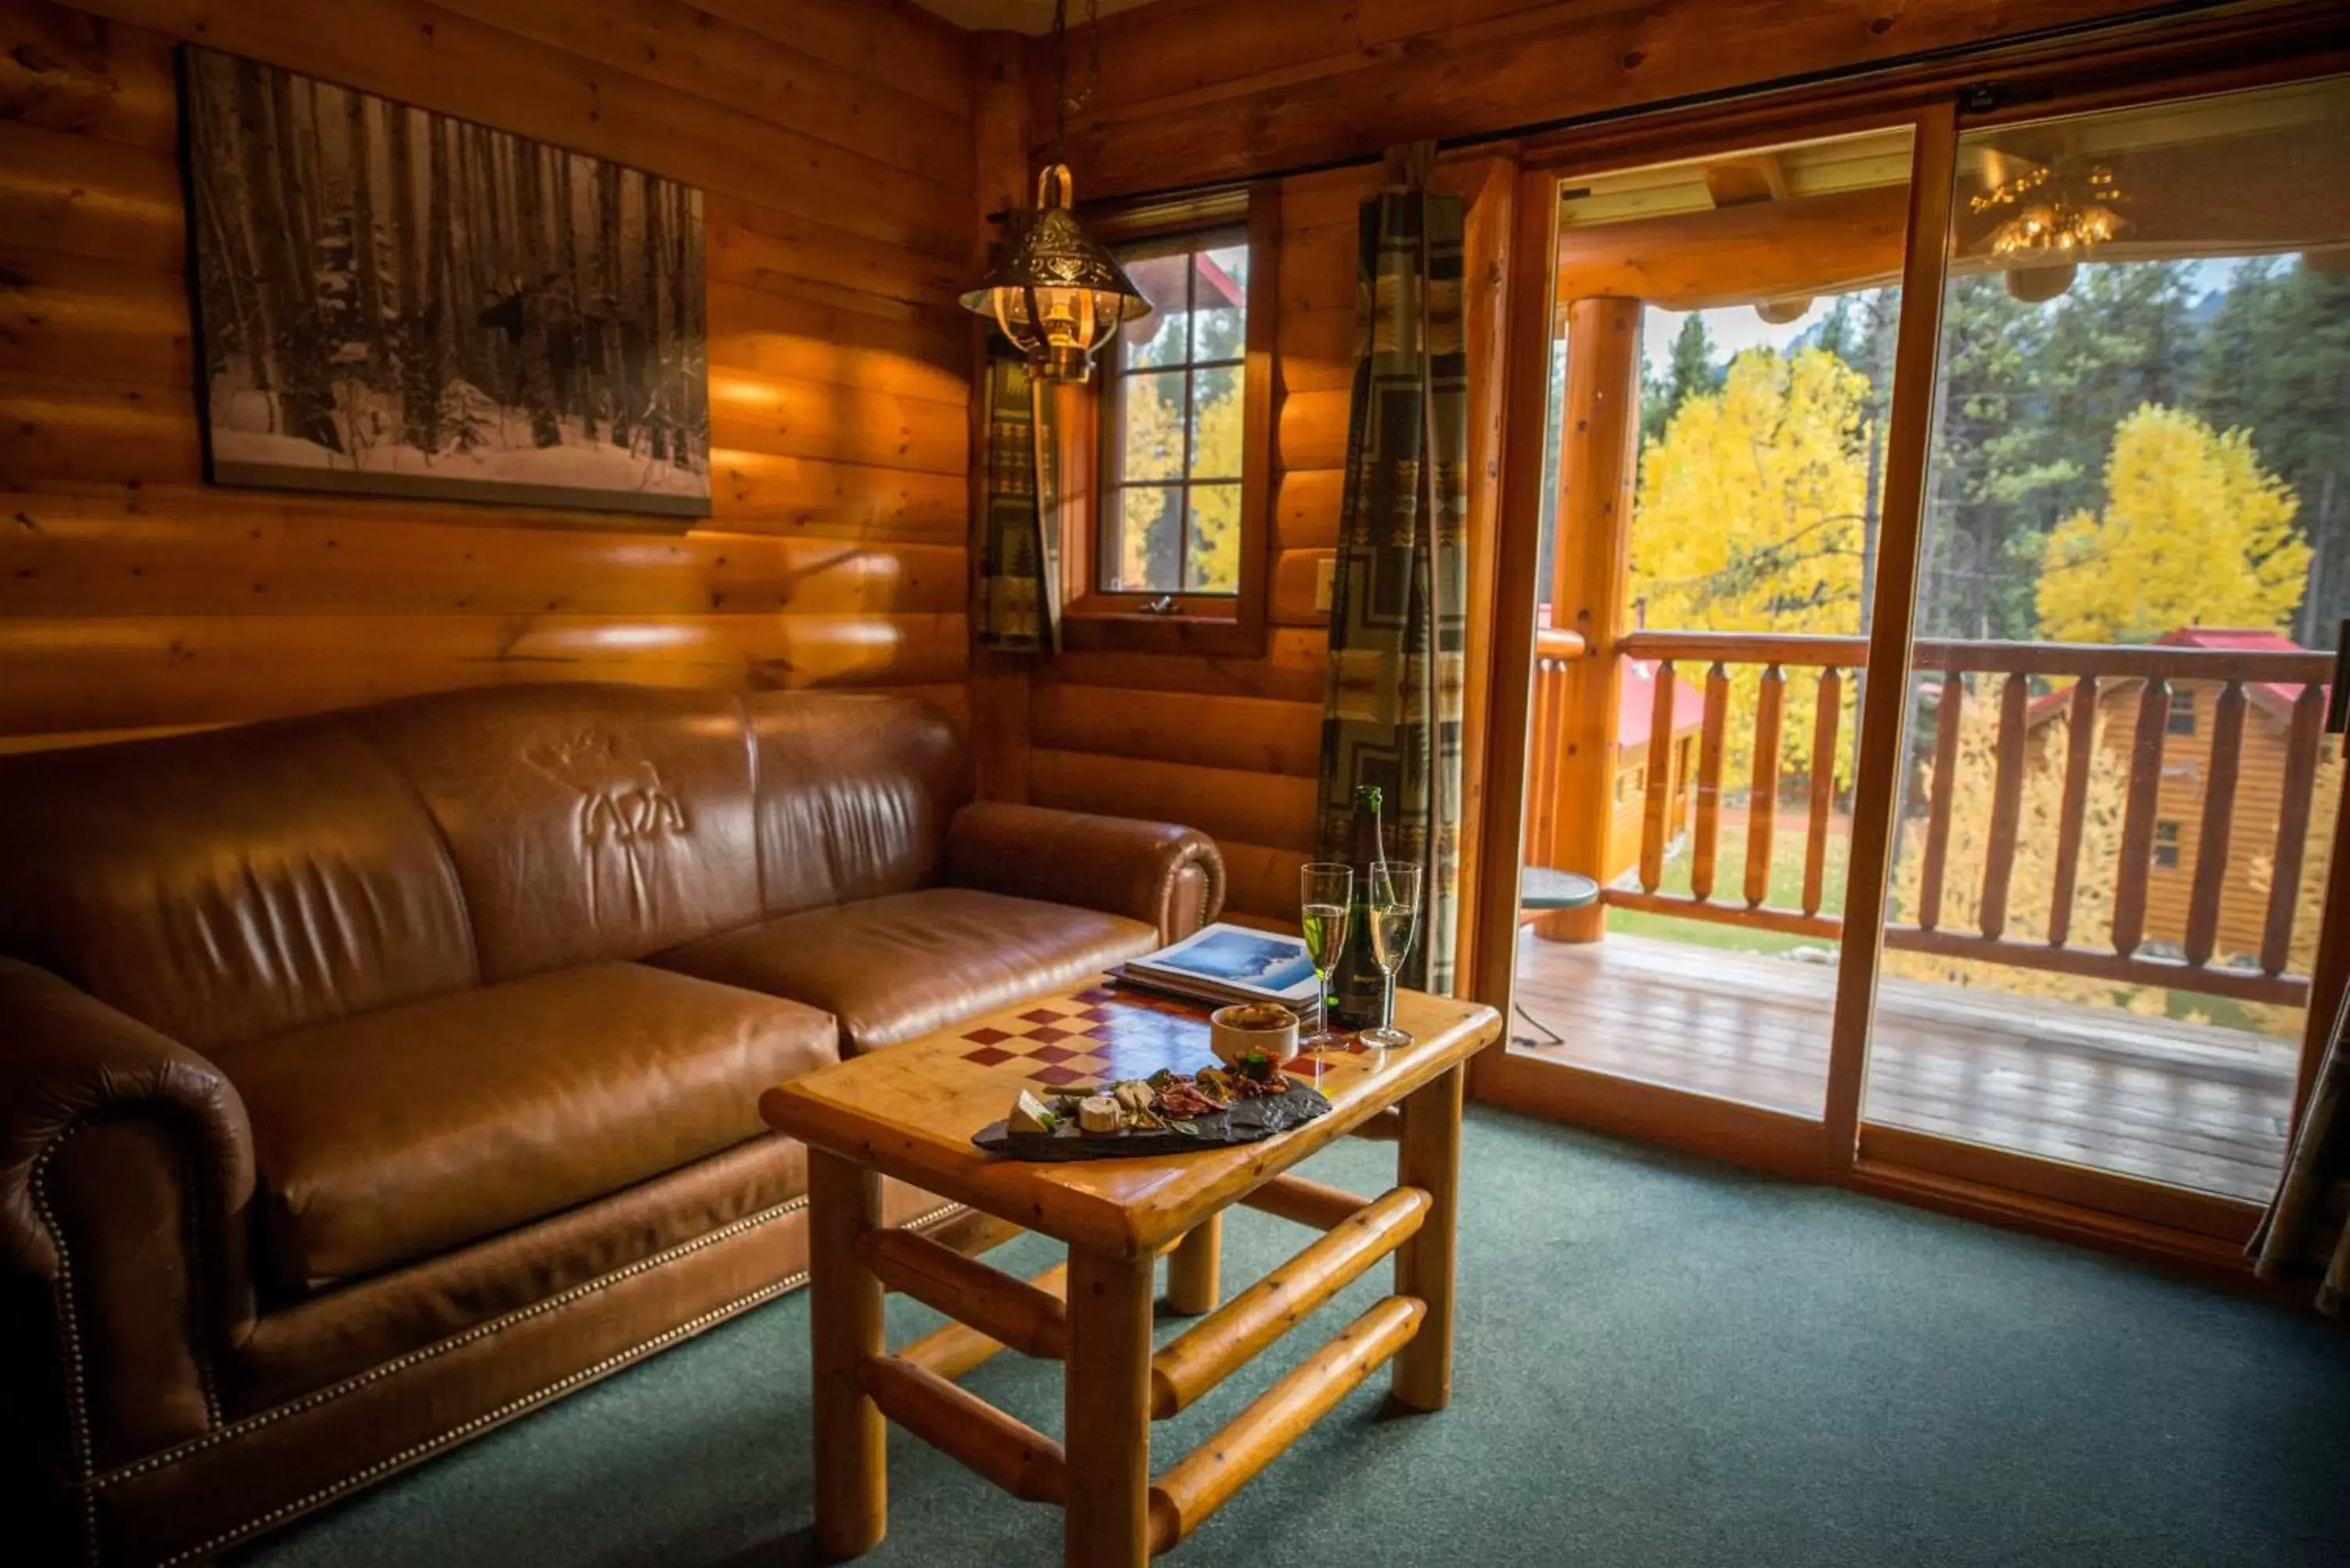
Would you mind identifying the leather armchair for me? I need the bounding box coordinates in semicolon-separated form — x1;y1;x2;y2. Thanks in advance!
945;801;1226;944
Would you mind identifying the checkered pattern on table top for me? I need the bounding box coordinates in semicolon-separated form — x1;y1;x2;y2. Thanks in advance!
955;985;1217;1088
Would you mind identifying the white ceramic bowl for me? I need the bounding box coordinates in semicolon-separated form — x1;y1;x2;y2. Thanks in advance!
1209;1003;1300;1068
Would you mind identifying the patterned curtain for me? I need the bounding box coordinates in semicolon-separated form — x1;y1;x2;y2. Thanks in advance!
976;349;1061;653
2251;984;2350;1314
1314;186;1468;995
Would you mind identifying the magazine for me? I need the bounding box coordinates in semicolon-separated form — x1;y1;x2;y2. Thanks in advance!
1110;921;1322;1009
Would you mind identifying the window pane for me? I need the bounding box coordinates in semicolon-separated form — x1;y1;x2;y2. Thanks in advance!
1194;246;1249;361
1119;252;1190;368
1188;365;1243;479
1106;486;1181;592
1860;74;2350;1204
1119;370;1185;482
1519;121;1919;1124
1099;229;1255;599
1184;483;1242;593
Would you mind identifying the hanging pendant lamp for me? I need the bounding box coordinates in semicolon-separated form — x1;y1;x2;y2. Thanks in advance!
960;0;1149;383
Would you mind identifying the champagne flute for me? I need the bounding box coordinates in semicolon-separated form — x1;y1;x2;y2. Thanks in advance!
1359;861;1422;1050
1298;862;1354;1053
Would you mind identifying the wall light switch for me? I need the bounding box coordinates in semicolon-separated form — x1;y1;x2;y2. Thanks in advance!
1314;557;1336;612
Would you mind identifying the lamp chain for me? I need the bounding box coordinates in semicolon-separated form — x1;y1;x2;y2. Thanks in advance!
1048;0;1101;171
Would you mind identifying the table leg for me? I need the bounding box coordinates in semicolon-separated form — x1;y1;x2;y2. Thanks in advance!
1063;1245;1155;1567
1392;1063;1463;1411
808;1150;886;1559
1165;1212;1222;1316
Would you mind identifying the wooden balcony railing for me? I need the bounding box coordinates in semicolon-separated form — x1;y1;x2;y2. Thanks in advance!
1520;627;1589;876
1536;628;2337;1009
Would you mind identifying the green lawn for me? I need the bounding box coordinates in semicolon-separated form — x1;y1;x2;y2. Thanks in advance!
1602;818;1849;956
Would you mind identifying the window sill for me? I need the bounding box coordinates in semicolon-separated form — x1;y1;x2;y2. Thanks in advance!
1061;597;1264;657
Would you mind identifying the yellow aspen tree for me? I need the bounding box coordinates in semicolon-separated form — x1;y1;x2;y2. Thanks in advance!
1630;348;1872;793
2037;404;2308;645
1188;367;1246;591
1113;373;1184;587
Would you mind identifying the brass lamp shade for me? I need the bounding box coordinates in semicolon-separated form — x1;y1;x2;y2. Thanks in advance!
963;164;1152;383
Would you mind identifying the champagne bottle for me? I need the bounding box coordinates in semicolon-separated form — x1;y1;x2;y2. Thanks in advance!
1328;784;1393;1031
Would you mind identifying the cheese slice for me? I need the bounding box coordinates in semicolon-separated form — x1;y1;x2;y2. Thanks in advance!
1078;1095;1123;1133
1009;1089;1056;1135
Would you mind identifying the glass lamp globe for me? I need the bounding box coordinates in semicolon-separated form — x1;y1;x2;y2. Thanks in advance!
961;164;1152;383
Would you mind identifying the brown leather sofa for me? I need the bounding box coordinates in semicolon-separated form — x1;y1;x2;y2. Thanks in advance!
0;684;1223;1566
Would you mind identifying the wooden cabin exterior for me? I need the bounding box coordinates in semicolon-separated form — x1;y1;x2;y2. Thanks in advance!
2024;627;2336;966
1607;655;1705;883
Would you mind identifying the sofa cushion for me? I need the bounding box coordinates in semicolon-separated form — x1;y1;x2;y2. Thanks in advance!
212;963;837;1291
651;887;1157;1054
356;685;764;984
0;716;475;1051
231;1145;965;1412
742;690;970;919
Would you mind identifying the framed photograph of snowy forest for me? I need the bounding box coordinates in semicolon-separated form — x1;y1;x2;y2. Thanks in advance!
179;49;710;518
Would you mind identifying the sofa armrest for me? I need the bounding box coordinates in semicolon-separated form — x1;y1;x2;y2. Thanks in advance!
945;803;1225;944
0;958;252;1281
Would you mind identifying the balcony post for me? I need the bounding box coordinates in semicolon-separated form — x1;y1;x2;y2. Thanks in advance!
1538;294;1643;941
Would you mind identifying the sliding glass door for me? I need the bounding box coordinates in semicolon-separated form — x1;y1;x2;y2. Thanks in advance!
1855;76;2350;1219
1499;120;1926;1159
1488;57;2350;1239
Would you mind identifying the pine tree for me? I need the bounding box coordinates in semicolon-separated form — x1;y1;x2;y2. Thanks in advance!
2191;258;2350;645
1640;313;1726;449
236;55;339;451
1918;275;2064;641
392;103;440;454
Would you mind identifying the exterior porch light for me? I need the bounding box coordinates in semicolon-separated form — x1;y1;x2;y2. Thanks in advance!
1972;157;2128;260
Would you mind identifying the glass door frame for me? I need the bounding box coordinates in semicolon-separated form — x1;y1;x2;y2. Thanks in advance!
1842;63;2350;1247
1470;20;2350;1264
1475;97;1952;1187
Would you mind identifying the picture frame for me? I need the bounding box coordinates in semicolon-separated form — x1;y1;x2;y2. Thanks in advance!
179;46;710;518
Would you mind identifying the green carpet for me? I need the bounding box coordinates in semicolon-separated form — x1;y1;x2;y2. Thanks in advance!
240;1110;2350;1567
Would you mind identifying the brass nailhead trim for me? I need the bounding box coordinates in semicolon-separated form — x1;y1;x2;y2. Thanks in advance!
29;1127;101;1566
151;1271;811;1568
107;1195;970;1565
89;1192;817;1492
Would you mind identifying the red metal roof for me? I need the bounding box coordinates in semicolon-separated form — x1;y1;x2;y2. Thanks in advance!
1122;251;1246;313
2021;627;2326;728
2155;627;2321;715
1618;657;1708;749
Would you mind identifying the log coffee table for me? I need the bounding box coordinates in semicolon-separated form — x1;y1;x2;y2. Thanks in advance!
758;981;1501;1566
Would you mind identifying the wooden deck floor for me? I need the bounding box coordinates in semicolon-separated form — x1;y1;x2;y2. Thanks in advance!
1511;930;2298;1202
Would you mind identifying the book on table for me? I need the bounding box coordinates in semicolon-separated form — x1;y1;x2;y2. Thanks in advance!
1108;921;1322;1009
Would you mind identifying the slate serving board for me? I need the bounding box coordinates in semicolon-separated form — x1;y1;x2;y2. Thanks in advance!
972;1080;1332;1161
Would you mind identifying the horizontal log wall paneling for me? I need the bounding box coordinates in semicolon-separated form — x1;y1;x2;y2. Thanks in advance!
1043;0;2197;198
1032;166;1381;919
0;0;976;746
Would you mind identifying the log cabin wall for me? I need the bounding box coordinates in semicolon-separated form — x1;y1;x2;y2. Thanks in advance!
0;0;975;753
1042;0;2184;202
1027;162;1379;924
